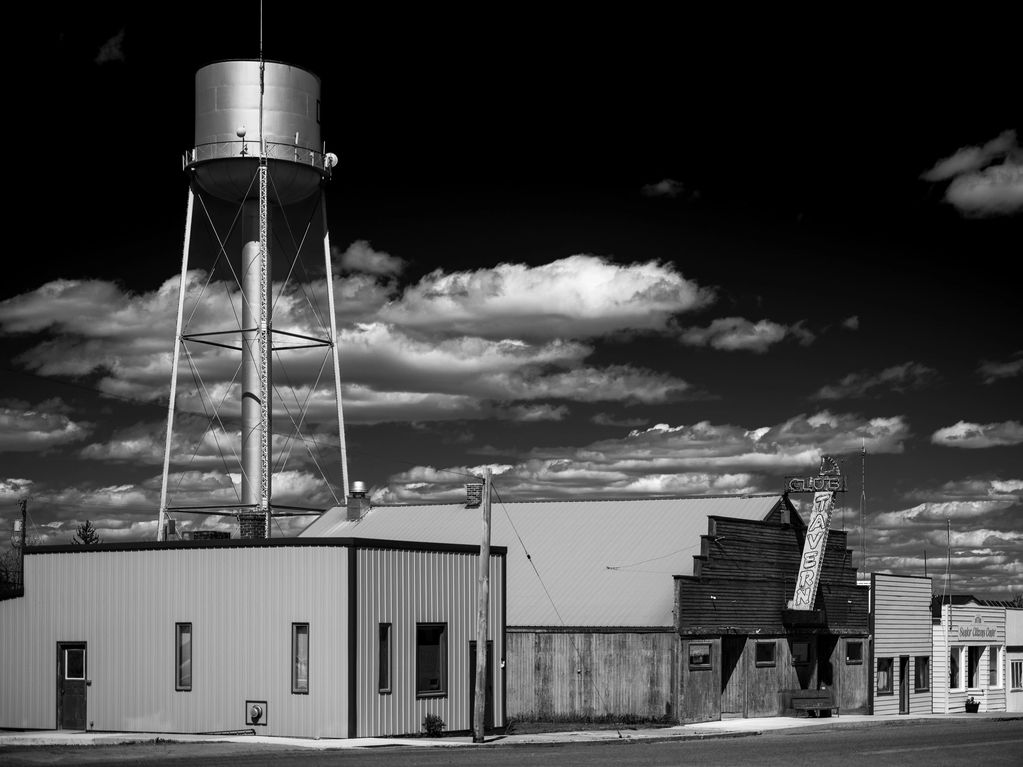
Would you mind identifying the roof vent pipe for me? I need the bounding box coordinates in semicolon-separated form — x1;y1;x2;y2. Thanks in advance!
347;481;369;521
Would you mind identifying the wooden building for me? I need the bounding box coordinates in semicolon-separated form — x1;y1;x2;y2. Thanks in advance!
0;537;506;738
870;573;933;715
674;505;870;721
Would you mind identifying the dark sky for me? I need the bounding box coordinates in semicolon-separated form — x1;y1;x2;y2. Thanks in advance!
3;6;1021;599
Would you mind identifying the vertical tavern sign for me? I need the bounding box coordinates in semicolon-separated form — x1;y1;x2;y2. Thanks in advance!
787;456;846;610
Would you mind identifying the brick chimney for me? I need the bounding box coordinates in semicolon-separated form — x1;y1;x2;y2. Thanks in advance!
238;512;267;540
465;482;484;508
346;481;370;521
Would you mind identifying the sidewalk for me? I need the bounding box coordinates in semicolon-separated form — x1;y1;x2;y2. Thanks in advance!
1;712;1017;750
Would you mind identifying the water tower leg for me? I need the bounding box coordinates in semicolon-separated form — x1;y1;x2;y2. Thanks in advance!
158;188;195;541
322;199;350;501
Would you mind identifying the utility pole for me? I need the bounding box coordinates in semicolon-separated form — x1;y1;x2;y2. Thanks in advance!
473;468;492;744
17;497;27;591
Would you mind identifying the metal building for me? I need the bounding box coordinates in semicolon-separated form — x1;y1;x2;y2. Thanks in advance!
0;538;505;737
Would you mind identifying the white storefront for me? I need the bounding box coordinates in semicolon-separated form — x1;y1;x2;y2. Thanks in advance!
1007;608;1023;713
932;602;1007;713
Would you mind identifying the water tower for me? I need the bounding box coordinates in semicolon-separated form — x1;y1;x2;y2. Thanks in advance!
156;58;349;540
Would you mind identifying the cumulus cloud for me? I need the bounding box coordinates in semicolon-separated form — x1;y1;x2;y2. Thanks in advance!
679;317;814;353
978;352;1023;384
334;240;405;276
371;409;910;502
921;130;1023;216
379;255;715;340
931;420;1023;449
922;130;1017;181
0;399;91;452
95;28;125;65
641;179;685;198
0;256;704;428
812;362;937;400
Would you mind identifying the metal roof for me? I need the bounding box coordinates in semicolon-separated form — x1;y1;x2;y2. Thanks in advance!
300;494;783;628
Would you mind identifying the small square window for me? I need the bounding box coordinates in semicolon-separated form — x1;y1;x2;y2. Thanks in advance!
755;641;776;667
688;642;712;670
175;623;192;692
846;641;863;665
416;623;447;697
914;656;930;692
877;657;894;694
65;649;85;681
791;641;809;665
292;623;309;694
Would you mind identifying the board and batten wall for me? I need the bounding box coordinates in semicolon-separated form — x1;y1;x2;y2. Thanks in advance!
0;545;349;737
870;573;933;716
353;546;506;736
505;630;675;721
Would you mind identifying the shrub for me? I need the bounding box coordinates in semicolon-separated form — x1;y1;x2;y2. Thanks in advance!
423;713;445;737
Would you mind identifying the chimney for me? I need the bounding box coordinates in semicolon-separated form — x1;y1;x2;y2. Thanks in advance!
347;481;370;521
238;512;267;540
465;481;484;508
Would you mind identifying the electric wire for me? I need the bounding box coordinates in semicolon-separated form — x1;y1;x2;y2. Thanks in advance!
491;480;624;737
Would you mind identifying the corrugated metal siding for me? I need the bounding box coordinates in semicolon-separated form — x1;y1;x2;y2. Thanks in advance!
0;547;349;736
301;495;781;627
504;630;674;720
354;547;505;737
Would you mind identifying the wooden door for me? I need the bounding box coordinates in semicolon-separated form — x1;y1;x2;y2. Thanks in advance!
57;642;87;730
899;655;909;714
721;637;747;717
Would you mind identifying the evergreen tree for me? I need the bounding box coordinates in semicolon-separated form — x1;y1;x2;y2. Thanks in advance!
71;519;102;546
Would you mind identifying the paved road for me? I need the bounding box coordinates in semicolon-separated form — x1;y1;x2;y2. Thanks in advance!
2;718;1021;766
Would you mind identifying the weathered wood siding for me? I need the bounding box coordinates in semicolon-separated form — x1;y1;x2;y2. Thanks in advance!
505;630;674;721
871;574;932;715
678;518;867;636
674;513;870;720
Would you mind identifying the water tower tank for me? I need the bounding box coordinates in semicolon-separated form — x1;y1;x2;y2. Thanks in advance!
184;60;329;204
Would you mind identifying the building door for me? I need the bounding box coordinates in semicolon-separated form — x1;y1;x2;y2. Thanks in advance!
899;655;910;714
721;637;747;718
468;640;494;730
56;642;87;730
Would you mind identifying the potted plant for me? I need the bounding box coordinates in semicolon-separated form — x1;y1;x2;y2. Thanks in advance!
964;696;980;713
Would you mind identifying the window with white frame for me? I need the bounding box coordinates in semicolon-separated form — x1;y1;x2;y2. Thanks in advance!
877;657;894;694
968;646;983;688
914;656;930;692
988;646;1001;687
1011;659;1022;691
949;646;963;690
175;622;192;692
292;623;309;694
